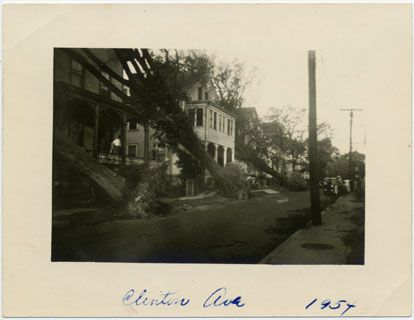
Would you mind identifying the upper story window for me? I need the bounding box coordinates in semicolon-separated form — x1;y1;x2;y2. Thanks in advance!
209;110;213;128
223;116;226;133
198;87;203;101
70;59;84;88
205;91;209;100
213;112;217;130
128;121;138;131
227;119;231;135
122;70;130;97
196;108;203;127
188;109;196;127
99;71;111;97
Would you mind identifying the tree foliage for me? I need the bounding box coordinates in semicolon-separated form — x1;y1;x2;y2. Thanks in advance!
175;148;204;180
210;58;256;111
327;151;365;179
264;106;307;171
317;137;339;178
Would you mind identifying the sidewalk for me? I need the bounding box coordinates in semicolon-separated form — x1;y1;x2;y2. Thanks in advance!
259;194;364;264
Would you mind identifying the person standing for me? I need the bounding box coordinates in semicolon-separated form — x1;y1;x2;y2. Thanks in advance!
110;135;122;155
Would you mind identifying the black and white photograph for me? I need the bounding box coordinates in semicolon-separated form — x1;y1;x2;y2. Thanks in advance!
52;47;365;264
4;3;412;317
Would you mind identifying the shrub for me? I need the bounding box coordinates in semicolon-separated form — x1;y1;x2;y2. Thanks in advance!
284;171;308;191
222;162;247;190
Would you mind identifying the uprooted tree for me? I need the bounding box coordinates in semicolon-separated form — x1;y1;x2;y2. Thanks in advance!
54;48;245;216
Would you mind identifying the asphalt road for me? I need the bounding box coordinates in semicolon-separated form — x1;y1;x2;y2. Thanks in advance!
52;190;330;264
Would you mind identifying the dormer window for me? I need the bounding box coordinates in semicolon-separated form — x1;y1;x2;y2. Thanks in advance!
205;91;209;101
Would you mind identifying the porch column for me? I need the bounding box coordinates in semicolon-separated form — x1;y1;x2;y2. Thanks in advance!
93;104;100;159
214;143;218;162
121;112;127;164
144;122;150;161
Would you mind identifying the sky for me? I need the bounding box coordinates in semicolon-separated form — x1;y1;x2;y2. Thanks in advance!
194;5;405;155
208;48;367;155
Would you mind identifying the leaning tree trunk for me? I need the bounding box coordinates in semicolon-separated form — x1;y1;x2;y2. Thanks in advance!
124;162;169;217
55;129;170;217
53;128;127;202
235;138;285;182
172;131;239;197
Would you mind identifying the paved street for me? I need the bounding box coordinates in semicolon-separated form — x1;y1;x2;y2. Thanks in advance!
52;191;331;263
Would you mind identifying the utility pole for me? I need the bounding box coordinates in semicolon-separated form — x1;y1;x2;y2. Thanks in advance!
340;108;362;180
308;50;321;226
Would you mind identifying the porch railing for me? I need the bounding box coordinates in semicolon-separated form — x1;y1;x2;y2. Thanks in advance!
97;152;145;166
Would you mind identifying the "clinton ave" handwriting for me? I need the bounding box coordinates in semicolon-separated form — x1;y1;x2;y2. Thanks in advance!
123;287;245;308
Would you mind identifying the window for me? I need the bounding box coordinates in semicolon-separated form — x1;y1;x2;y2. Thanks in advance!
122;70;130;97
209;110;213;128
99;71;111;97
70;59;84;88
128;121;138;131
213;112;217;130
127;144;137;157
227;119;231;135
198;87;203;100
219;115;222;132
223;116;226;133
205;91;209;100
196;108;203;127
188;109;195;127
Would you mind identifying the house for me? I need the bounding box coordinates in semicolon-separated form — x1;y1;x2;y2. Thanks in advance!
187;82;235;166
54;48;236;184
54;48;159;166
163;81;236;178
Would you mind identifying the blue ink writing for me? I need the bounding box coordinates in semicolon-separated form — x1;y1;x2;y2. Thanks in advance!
306;298;356;316
203;287;245;308
123;289;190;307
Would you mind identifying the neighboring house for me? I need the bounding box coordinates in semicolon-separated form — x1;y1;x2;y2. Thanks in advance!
187;82;236;167
165;82;236;176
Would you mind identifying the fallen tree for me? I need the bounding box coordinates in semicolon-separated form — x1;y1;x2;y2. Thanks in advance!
54;127;174;217
54;48;242;217
235;138;284;181
114;48;239;196
53;128;127;202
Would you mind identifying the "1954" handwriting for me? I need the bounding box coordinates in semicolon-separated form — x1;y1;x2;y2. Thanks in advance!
306;298;356;316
